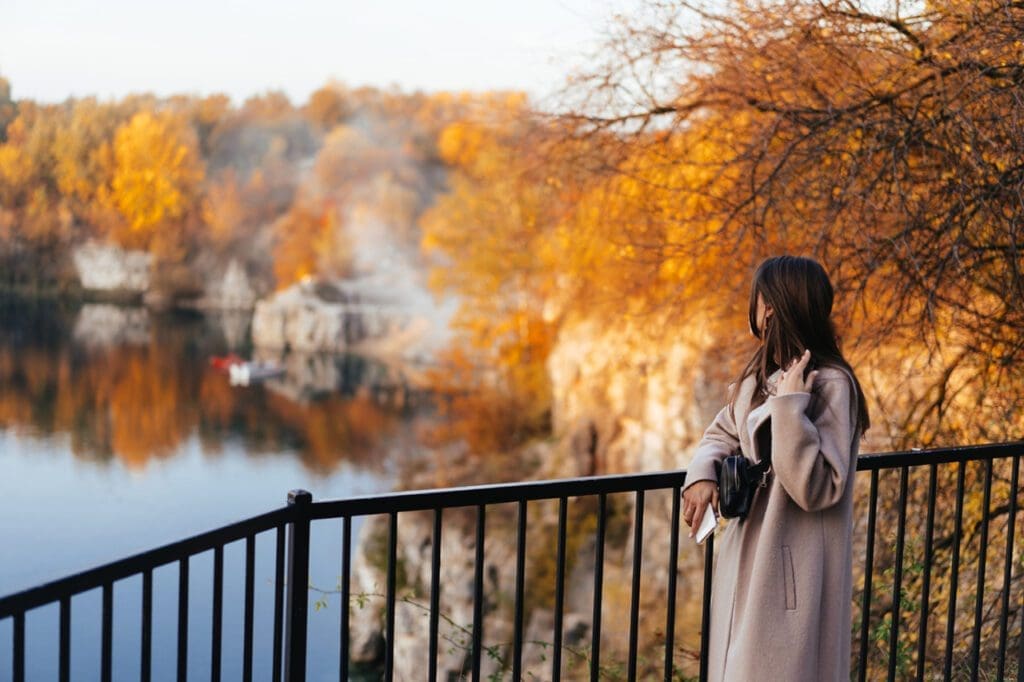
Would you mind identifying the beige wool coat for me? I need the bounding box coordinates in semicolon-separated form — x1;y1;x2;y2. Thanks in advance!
684;366;861;682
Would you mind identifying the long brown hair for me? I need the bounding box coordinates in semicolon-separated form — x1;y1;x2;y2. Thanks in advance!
735;255;870;432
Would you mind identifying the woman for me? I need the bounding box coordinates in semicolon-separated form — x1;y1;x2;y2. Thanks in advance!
681;255;869;681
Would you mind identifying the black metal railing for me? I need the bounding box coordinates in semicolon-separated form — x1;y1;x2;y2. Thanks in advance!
1;442;1022;680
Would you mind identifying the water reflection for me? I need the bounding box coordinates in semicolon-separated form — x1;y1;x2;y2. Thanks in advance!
0;297;424;473
0;296;447;679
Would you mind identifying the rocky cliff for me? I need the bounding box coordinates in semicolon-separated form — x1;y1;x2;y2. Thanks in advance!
72;241;151;294
251;278;452;364
345;312;733;677
547;312;734;475
194;258;258;310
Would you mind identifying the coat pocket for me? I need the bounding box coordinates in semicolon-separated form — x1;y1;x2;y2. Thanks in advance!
782;545;797;610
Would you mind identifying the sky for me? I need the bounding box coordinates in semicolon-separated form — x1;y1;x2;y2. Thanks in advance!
0;0;638;106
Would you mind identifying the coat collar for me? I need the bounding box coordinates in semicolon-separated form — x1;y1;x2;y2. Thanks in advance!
733;372;776;464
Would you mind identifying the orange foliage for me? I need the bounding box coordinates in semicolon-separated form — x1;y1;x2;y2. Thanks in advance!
421;346;550;456
0;80;483;297
272;201;349;287
419;96;569;437
557;0;1024;445
200;169;248;250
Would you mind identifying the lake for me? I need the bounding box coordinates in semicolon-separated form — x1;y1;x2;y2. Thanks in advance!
0;296;441;679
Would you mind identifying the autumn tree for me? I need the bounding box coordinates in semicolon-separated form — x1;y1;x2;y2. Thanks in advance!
559;0;1024;445
186;93;231;157
304;83;351;130
102;109;205;259
0;82;477;297
272;200;349;285
51;97;139;238
419;95;582;443
0;103;76;285
554;1;1024;674
0;118;34;211
200;168;249;251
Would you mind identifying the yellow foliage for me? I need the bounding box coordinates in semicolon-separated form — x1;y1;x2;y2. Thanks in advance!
53;99;122;206
0;143;33;207
104;110;204;247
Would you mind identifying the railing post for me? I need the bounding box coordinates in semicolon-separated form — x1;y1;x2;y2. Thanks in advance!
1018;584;1024;682
699;532;714;682
284;489;312;682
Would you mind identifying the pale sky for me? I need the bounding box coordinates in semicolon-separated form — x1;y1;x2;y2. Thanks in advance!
0;0;639;105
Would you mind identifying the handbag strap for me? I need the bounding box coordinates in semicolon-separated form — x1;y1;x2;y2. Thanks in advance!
746;458;771;488
750;413;773;487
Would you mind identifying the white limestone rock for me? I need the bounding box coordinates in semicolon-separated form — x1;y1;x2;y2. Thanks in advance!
72;240;151;293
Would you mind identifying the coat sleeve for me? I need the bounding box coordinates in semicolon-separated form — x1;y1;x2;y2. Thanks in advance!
683;402;741;491
767;375;857;512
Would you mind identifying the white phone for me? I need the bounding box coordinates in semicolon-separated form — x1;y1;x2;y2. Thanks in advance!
695;505;719;544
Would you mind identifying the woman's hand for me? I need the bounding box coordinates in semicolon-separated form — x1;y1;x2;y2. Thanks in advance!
682;480;719;537
778;349;818;395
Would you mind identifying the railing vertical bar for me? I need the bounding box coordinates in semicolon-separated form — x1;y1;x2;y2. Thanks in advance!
470;504;486;682
212;544;224;682
512;501;527;682
1019;571;1024;682
915;463;937;681
142;568;153;682
552;496;568;682
664;486;681;682
887;466;909;682
627;489;645;682
384;511;398;682
178;557;190;682
101;582;112;682
13;611;24;682
699;532;714;682
969;459;993;682
243;534;255;682
857;469;879;682
427;509;442;682
272;524;285;682
997;455;1020;677
340;516;352;682
944;461;967;681
59;596;70;682
1019;620;1024;682
284;490;312;682
590;493;607;682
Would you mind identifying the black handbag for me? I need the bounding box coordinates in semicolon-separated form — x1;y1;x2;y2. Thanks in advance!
717;452;770;519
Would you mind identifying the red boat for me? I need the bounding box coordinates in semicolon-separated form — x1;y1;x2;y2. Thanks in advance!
209;353;244;371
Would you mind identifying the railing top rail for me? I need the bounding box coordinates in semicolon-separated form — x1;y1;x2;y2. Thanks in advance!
311;441;1023;519
0;506;292;619
309;469;690;519
855;441;1023;470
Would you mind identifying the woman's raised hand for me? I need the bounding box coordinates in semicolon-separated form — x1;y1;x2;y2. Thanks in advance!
682;480;719;537
777;349;817;395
